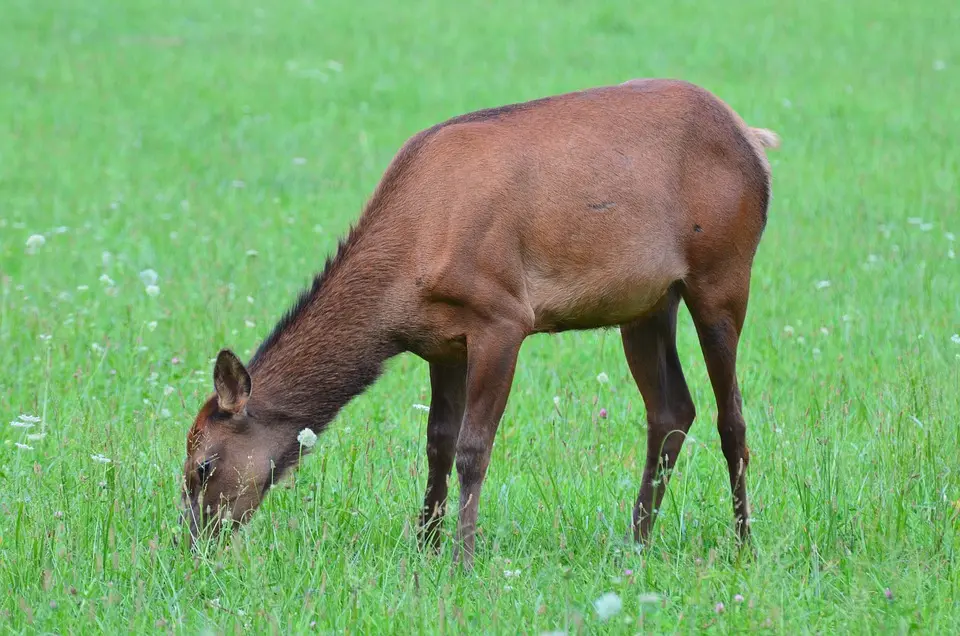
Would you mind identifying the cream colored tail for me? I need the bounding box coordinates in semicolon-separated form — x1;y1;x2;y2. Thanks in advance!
750;127;781;149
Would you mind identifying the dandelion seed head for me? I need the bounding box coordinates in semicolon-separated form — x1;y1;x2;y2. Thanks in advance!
596;372;609;384
297;428;318;448
139;269;159;286
593;592;622;621
25;234;46;253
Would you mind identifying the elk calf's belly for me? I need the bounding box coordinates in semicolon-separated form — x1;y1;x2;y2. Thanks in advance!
529;271;677;332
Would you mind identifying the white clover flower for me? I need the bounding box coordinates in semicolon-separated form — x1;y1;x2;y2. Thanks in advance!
147;321;158;331
139;269;159;286
145;285;160;297
25;234;46;253
91;454;111;464
783;325;795;336
163;385;175;396
596;372;609;384
593;592;622;621
297;428;317;449
99;273;115;286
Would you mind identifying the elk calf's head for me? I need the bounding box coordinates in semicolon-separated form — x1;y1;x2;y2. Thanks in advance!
181;349;305;545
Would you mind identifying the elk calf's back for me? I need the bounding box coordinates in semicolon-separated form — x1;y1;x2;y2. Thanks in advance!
181;78;780;567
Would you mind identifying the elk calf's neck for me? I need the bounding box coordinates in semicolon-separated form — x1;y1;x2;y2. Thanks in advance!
181;78;780;567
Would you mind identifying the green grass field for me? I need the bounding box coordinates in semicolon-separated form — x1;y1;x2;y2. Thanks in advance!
2;0;959;632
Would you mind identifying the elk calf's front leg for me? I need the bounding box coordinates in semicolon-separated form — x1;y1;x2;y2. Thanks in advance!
452;327;524;568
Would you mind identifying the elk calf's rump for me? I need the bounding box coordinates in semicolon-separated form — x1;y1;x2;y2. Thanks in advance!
180;78;780;568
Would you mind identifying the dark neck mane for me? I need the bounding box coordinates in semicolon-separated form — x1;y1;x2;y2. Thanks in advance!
244;217;403;432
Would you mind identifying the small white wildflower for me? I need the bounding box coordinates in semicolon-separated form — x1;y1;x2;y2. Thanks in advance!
146;320;158;331
163;385;175;396
244;320;256;328
596;371;609;384
951;334;960;345
54;226;68;234
783;325;795;336
313;225;324;233
946;232;956;242
145;285;160;297
593;592;622;621
553;396;560;407
934;60;946;71
246;296;255;304
812;347;821;357
139;269;159;286
39;333;52;342
18;415;41;424
246;249;258;257
91;343;105;354
907;217;923;225
297;428;318;448
815;280;831;290
782;98;792;108
90;454;111;464
160;408;171;418
326;60;343;72
820;327;830;336
637;592;662;604
867;254;879;263
26;432;46;441
292;157;307;165
503;569;521;578
25;234;46;253
232;180;246;189
101;251;112;267
99;273;115;286
412;404;430;412
77;285;89;291
15;442;34;451
10;420;35;428
920;223;934;232
949;248;956;260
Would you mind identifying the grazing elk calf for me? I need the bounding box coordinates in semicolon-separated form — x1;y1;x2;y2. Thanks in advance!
181;78;779;567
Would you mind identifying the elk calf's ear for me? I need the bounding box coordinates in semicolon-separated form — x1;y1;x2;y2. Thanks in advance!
213;349;252;413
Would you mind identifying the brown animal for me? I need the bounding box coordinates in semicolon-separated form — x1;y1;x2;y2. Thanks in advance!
181;78;779;567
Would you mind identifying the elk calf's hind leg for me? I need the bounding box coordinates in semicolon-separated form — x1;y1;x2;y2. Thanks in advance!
684;283;753;543
452;324;526;569
419;361;467;551
620;287;697;545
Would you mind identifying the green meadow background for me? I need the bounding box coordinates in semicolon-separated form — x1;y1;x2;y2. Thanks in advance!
2;0;958;633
